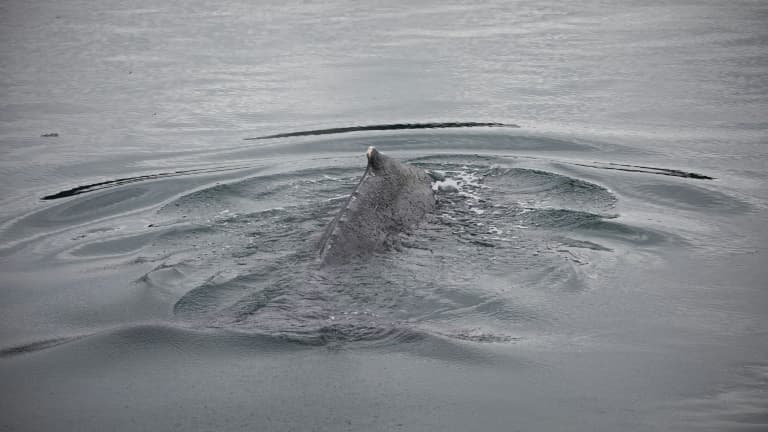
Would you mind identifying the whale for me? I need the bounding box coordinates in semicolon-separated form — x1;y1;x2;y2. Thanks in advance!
318;147;435;265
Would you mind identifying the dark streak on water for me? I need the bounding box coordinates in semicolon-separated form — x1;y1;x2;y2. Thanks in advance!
0;334;87;357
572;162;715;180
245;121;515;140
41;165;252;200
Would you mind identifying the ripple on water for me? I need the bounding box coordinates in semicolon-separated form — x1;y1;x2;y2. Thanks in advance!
633;183;751;214
1;138;695;351
667;364;768;431
162;153;653;346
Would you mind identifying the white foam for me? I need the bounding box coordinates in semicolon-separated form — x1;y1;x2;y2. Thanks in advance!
432;178;461;193
431;169;485;197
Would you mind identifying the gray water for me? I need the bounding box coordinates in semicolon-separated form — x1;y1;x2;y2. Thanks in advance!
1;0;767;430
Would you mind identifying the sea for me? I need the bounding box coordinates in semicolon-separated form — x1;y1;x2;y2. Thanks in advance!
1;0;767;430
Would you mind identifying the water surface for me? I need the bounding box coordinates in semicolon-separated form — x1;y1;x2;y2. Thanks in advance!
1;0;767;431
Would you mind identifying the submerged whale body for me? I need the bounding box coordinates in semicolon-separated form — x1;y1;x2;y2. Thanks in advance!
319;147;435;265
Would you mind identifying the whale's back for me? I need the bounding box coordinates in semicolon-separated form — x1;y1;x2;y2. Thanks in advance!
319;148;435;265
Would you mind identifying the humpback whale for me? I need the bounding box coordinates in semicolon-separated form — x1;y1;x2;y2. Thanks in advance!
319;147;435;265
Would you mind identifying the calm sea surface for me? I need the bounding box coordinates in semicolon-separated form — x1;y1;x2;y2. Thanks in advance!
1;0;767;430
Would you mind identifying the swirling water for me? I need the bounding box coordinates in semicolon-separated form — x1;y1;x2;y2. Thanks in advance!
1;1;767;431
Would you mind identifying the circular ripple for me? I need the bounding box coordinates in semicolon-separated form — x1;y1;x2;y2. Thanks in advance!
163;153;649;345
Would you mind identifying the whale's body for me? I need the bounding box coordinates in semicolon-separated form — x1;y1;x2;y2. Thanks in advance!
319;147;435;265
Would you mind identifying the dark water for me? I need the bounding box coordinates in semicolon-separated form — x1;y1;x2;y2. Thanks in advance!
2;0;767;431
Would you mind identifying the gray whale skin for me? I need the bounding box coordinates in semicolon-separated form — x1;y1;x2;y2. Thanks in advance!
318;147;436;265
